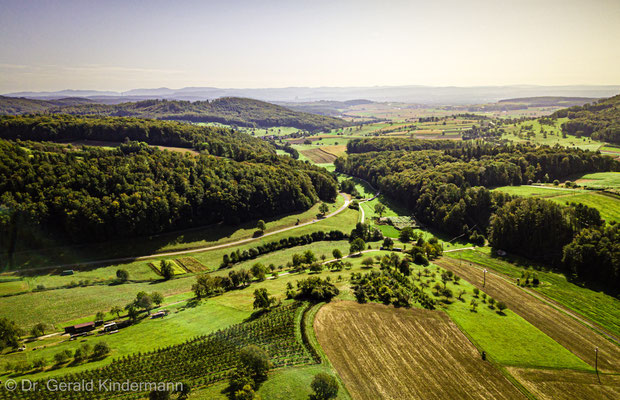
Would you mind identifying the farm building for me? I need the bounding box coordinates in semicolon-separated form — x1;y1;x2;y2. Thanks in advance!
64;321;95;335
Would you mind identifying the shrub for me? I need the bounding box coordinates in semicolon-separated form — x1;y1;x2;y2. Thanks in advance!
310;373;339;400
93;342;111;358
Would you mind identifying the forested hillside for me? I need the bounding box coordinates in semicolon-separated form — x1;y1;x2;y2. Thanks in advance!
0;96;348;131
0;96;94;114
0;114;274;160
0;139;337;263
336;141;620;288
552;94;620;143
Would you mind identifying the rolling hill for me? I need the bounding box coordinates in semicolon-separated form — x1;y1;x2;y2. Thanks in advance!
0;96;348;131
551;94;620;143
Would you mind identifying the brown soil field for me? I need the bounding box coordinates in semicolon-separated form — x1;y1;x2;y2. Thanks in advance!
314;301;525;400
436;258;620;373
507;367;620;399
301;148;338;163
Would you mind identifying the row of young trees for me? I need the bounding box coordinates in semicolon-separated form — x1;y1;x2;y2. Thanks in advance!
219;230;347;269
0;139;337;263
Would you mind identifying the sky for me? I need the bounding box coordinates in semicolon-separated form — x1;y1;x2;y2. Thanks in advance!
1;0;619;92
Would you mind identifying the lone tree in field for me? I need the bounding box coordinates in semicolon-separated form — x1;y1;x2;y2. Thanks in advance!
332;249;342;260
374;203;386;218
382;237;394;249
470;299;478;312
349;238;366;254
310;373;339;400
30;322;46;338
95;311;105;322
319;202;329;216
496;301;508;315
253;288;276;312
361;257;374;268
116;269;129;283
110;306;122;318
135;291;154;315
92;341;111;358
151;292;164;307
256;219;266;233
250;263;267;282
160;260;174;280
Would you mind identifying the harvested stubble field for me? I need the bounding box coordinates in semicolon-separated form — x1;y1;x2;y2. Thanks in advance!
314;301;524;400
300;147;338;163
507;367;620;400
436;258;620;373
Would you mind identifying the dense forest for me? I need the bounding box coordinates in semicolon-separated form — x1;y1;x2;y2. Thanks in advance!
0;139;337;264
551;94;620;143
0;96;348;131
335;141;620;288
0;114;274;160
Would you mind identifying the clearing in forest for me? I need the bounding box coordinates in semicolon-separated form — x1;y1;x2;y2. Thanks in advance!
300;148;338;163
314;301;524;400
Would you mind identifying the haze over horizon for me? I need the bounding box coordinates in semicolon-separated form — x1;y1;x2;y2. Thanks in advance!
1;0;619;93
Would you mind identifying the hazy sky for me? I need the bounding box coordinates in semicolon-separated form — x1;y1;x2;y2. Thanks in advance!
1;0;619;92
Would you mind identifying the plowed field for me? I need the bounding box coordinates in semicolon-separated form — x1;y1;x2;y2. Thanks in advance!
314;301;524;400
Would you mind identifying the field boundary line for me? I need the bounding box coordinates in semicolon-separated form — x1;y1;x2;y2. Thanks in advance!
442;253;620;347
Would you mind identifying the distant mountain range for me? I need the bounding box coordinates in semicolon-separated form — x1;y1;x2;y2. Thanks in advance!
5;85;620;105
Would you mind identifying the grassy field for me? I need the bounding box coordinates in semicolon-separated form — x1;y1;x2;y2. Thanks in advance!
314;301;524;400
446;248;620;339
7;194;346;269
574;172;620;189
491;185;620;222
502;118;607;151
0;232;359;330
436;256;620;373
0;253;392;383
414;262;589;370
0;298;250;382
